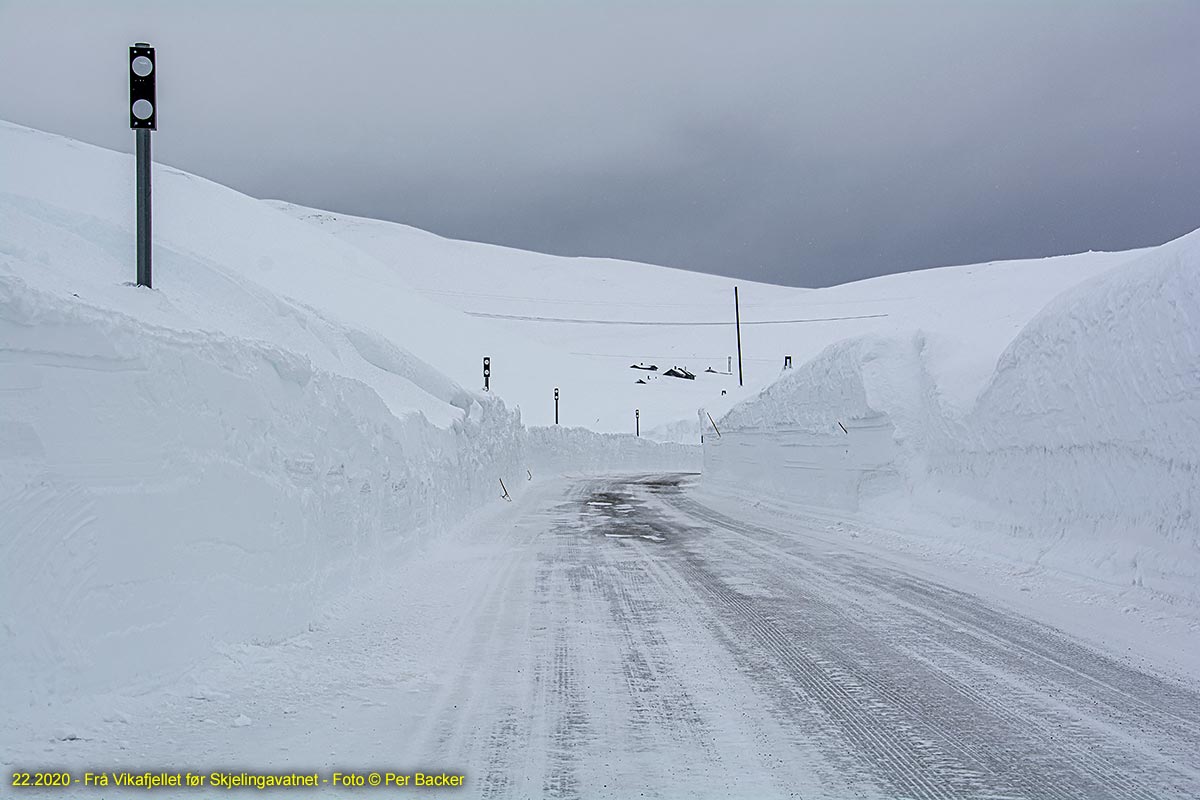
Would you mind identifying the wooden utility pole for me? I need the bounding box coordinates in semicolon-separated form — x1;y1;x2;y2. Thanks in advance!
734;286;744;386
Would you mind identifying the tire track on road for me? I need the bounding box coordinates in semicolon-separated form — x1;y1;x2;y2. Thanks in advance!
655;484;1200;798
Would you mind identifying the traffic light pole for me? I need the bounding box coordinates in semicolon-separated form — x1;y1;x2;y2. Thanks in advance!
129;42;156;288
135;128;152;288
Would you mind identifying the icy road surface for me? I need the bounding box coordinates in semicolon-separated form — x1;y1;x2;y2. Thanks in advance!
10;475;1200;799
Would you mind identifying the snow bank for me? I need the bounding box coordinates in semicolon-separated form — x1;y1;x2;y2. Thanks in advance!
528;426;701;475
0;276;526;713
0;121;680;715
935;231;1200;593
0;120;529;714
704;336;923;509
705;230;1200;599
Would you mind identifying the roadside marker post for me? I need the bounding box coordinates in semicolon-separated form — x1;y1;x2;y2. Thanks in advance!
483;357;491;392
707;411;722;438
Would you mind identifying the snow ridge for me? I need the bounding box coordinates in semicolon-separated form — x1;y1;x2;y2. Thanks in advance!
706;229;1200;599
0;275;527;712
0;120;694;713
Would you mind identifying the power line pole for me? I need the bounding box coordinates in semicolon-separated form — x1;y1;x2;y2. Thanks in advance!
734;286;744;387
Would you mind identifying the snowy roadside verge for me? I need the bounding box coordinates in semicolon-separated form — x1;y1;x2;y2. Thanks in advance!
0;472;572;790
0;276;695;721
685;479;1200;687
0;119;700;720
702;227;1200;660
0;276;527;717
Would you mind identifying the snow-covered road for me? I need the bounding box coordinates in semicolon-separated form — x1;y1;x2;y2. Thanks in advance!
9;474;1200;799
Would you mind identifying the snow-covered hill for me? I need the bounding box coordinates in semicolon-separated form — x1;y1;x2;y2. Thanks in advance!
275;201;1136;437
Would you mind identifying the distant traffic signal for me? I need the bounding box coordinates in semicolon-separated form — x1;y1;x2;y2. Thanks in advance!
129;44;156;130
129;43;156;288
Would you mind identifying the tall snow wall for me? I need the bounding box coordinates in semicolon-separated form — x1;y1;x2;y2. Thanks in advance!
528;425;701;475
0;277;527;713
702;335;930;511
0;121;692;714
703;230;1200;599
937;233;1200;593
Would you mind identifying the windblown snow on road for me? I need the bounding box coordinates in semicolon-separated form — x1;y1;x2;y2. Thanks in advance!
6;475;1198;799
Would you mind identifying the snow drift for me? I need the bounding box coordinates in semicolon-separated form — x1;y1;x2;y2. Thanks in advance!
0;121;689;715
704;335;921;509
528;425;701;475
704;229;1200;599
0;275;527;710
941;231;1200;592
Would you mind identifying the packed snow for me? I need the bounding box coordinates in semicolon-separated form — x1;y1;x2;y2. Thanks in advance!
704;227;1200;604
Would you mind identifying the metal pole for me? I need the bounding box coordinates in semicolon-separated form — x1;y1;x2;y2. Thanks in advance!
135;128;152;288
734;286;743;386
706;411;722;438
554;388;559;425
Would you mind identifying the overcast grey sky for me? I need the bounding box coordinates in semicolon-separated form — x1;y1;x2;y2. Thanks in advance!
1;1;1197;287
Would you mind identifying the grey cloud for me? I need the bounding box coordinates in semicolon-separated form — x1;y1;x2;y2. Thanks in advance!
1;0;1197;287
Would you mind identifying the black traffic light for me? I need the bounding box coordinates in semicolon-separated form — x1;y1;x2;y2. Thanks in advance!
129;44;156;130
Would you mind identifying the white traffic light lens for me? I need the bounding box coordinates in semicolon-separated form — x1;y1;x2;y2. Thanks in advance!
132;99;154;119
131;56;154;77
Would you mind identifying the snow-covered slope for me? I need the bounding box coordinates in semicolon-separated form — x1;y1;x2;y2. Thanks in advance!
704;228;1200;600
0;122;583;429
0;121;695;715
0;120;536;711
277;201;1135;437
